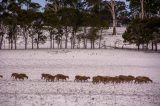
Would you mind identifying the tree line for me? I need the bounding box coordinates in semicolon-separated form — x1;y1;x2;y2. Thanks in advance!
0;0;159;50
123;0;160;51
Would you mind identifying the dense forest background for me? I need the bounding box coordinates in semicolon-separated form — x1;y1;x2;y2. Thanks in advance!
0;0;159;50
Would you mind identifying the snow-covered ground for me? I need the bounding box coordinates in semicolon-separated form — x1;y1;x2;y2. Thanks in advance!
0;49;160;106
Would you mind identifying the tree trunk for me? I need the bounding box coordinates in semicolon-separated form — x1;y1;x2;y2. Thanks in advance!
71;31;76;49
112;27;116;35
65;35;68;49
0;34;4;50
60;36;62;49
11;37;13;50
50;31;52;49
155;43;157;51
37;35;39;49
137;44;140;50
14;37;17;50
78;39;80;49
86;39;88;49
152;42;154;50
58;37;60;49
25;37;27;50
71;38;73;49
140;0;144;20
83;27;87;49
24;28;28;50
65;26;68;49
93;40;95;49
53;35;55;49
73;34;75;49
99;29;102;49
32;35;34;49
83;38;86;49
109;0;116;35
9;39;10;49
90;40;92;49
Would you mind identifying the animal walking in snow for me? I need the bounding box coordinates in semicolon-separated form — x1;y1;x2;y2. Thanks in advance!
0;75;3;78
55;74;69;81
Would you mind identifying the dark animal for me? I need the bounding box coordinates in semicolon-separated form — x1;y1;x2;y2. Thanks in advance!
75;75;90;82
41;73;52;80
0;75;3;78
135;76;152;83
11;73;19;78
19;73;28;79
46;75;56;82
55;74;69;81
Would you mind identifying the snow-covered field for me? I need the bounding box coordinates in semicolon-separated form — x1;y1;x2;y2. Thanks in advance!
0;49;160;106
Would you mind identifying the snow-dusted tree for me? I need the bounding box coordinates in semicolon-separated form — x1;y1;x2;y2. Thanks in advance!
127;0;144;19
105;0;116;35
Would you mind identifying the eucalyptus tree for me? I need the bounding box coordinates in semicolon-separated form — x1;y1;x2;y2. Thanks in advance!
55;27;63;49
87;27;100;49
145;17;160;51
142;0;160;18
0;1;6;49
103;0;117;35
44;9;59;49
1;0;21;49
33;12;47;49
45;0;66;49
127;0;145;19
57;8;73;49
18;1;41;49
123;18;160;51
45;0;64;13
127;0;160;19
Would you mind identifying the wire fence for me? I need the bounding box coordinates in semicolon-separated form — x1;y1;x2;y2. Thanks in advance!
0;91;160;106
0;80;160;106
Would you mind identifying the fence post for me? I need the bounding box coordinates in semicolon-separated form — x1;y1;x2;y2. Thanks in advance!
64;94;67;106
89;91;92;106
15;91;17;106
140;96;142;106
40;93;42;106
114;83;116;106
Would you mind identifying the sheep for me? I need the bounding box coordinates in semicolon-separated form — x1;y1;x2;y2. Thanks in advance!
11;73;28;80
46;75;56;82
14;74;25;80
141;76;152;83
55;74;69;81
41;73;51;80
11;73;19;78
74;75;90;82
110;76;120;84
118;75;128;83
135;76;152;84
19;73;28;79
0;75;3;78
74;75;81;82
126;75;135;83
92;76;104;84
115;75;135;83
100;76;110;84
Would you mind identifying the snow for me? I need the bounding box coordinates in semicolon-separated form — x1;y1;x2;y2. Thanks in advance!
0;49;160;106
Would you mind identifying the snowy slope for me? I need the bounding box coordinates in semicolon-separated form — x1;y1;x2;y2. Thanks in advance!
0;49;160;106
2;27;128;49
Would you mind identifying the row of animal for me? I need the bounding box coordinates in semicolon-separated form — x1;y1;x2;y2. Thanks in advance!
0;73;153;84
92;75;152;84
41;74;69;81
11;73;28;80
